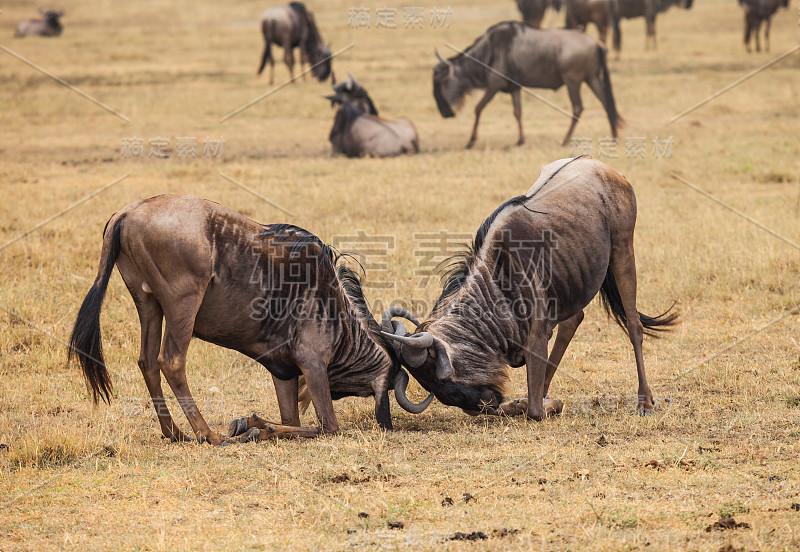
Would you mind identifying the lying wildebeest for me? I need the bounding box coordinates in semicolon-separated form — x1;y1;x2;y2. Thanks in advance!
739;0;789;52
383;157;678;421
564;0;621;53
257;2;332;83
516;0;562;28
15;9;64;38
433;22;622;148
326;75;419;158
68;195;428;445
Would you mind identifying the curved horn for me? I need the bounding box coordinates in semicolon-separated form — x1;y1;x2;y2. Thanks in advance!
380;330;433;349
432;340;453;380
393;368;433;414
381;305;419;334
435;48;446;64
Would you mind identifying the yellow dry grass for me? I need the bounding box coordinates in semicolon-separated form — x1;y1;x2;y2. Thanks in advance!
1;0;799;550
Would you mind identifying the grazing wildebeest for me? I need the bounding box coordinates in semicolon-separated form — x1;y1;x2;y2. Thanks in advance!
257;2;332;84
739;0;789;52
433;22;622;148
564;0;622;52
15;9;64;38
516;0;563;28
383;157;678;421
326;75;419;158
68;195;429;445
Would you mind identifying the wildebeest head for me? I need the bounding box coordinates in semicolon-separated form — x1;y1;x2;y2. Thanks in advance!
310;43;332;82
382;309;505;413
432;49;462;118
41;9;64;27
331;72;378;115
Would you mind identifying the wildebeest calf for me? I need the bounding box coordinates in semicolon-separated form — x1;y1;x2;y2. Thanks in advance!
15;9;64;38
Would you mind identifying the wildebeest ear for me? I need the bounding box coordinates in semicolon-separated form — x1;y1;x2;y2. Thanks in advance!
432;340;453;379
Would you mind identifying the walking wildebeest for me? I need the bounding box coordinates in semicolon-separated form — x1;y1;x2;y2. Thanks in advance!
433;22;622;148
382;157;678;421
564;0;622;52
68;195;429;445
15;9;64;38
739;0;789;52
257;2;332;84
516;0;563;28
326;75;419;158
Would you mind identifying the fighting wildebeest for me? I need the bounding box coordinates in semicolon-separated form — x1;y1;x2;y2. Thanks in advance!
564;0;622;52
257;2;332;83
68;195;428;445
383;157;677;421
433;22;622;148
326;74;419;158
739;0;789;52
516;0;562;28
15;9;64;38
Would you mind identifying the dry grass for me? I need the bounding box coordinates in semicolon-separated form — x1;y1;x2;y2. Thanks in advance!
1;0;799;550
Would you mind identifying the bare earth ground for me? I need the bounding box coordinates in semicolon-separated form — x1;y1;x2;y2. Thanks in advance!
0;0;799;550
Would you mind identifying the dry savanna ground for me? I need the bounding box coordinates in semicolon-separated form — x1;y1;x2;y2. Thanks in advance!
1;0;799;550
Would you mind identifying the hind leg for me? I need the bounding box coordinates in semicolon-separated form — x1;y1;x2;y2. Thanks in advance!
136;297;192;442
511;88;525;146
158;295;225;445
284;47;296;82
764;17;771;52
561;80;584;146
609;242;654;413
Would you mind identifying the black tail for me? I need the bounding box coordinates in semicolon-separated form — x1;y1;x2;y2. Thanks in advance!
598;46;624;136
257;20;272;75
68;217;123;404
599;268;678;338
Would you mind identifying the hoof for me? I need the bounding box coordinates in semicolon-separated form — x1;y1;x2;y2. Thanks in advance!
228;417;248;437
638;408;656;417
239;427;261;443
543;397;564;417
216;440;230;447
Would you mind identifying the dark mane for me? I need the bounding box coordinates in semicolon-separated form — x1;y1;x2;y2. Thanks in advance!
432;195;529;314
291;1;324;58
262;223;382;336
449;21;529;88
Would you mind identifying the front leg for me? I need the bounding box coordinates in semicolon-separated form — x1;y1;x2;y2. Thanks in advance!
524;329;550;421
466;88;498;149
299;360;340;434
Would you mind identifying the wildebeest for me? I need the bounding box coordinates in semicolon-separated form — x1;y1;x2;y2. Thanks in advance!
564;0;622;53
15;9;64;38
331;72;378;115
739;0;789;52
616;0;693;51
257;2;332;83
383;157;677;421
326;74;419;158
433;22;622;148
516;0;563;28
68;195;428;445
